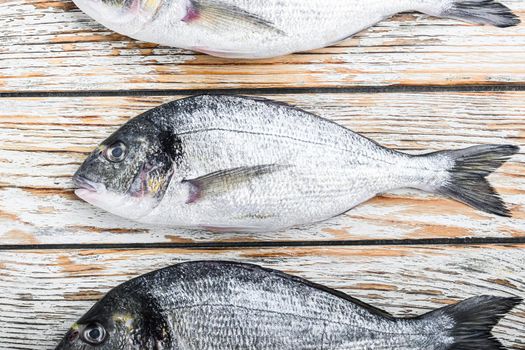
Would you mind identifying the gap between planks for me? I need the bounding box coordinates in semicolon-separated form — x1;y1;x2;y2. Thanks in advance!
1;236;525;251
2;84;525;98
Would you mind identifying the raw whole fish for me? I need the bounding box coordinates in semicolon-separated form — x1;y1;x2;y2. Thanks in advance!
55;260;522;350
70;0;521;58
73;95;519;232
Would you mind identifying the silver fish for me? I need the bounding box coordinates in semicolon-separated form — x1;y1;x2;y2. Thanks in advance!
55;260;521;350
73;95;518;232
70;0;520;58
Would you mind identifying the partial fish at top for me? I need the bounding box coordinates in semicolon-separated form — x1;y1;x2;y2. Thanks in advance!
70;0;521;58
73;95;519;232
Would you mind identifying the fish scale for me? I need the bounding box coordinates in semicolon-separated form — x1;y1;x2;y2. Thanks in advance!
117;263;431;349
146;95;409;230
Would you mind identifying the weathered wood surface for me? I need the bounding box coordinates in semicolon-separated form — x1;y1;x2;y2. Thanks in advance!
1;92;523;244
0;245;523;349
1;0;524;92
1;0;524;348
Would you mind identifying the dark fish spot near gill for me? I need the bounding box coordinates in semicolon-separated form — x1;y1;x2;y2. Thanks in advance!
158;131;184;166
137;293;173;348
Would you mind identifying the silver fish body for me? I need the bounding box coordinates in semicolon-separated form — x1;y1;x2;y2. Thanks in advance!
71;0;520;58
138;96;439;230
55;261;521;350
150;96;420;230
73;95;518;232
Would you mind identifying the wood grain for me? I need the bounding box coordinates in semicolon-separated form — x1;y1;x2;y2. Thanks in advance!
1;0;524;92
1;92;523;244
2;1;525;348
0;245;523;349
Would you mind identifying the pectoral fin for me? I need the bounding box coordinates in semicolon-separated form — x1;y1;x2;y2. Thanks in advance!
183;0;285;35
183;164;289;204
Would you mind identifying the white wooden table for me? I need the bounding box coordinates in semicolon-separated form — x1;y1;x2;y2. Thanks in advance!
0;0;524;348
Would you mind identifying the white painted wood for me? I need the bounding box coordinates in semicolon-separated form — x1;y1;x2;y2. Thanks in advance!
1;92;523;244
0;245;523;348
0;0;524;91
1;2;524;349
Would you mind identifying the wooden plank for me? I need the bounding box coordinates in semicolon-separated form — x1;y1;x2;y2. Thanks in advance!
0;244;523;348
1;0;524;91
1;92;523;244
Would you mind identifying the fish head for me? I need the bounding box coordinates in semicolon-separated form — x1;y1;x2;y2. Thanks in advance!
71;0;165;36
55;289;169;349
73;116;177;220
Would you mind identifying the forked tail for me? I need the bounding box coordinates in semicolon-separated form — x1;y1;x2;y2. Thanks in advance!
421;296;522;350
418;144;519;217
418;0;520;27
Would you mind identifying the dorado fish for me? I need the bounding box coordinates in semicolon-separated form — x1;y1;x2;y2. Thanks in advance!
70;0;521;58
55;260;521;350
73;95;518;232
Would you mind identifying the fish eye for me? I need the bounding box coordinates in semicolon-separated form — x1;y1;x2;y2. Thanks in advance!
82;322;107;345
104;141;127;163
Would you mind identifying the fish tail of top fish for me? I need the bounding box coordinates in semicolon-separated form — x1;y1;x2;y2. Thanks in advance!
417;295;521;350
416;0;521;28
402;144;518;217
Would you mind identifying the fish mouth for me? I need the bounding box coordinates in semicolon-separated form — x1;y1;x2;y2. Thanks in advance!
73;174;99;192
72;175;108;202
73;175;108;205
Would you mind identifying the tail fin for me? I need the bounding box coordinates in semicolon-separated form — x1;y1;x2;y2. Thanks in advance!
422;296;522;350
433;144;519;217
424;0;521;28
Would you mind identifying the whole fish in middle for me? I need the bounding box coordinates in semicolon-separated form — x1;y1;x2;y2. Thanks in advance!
73;94;518;232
